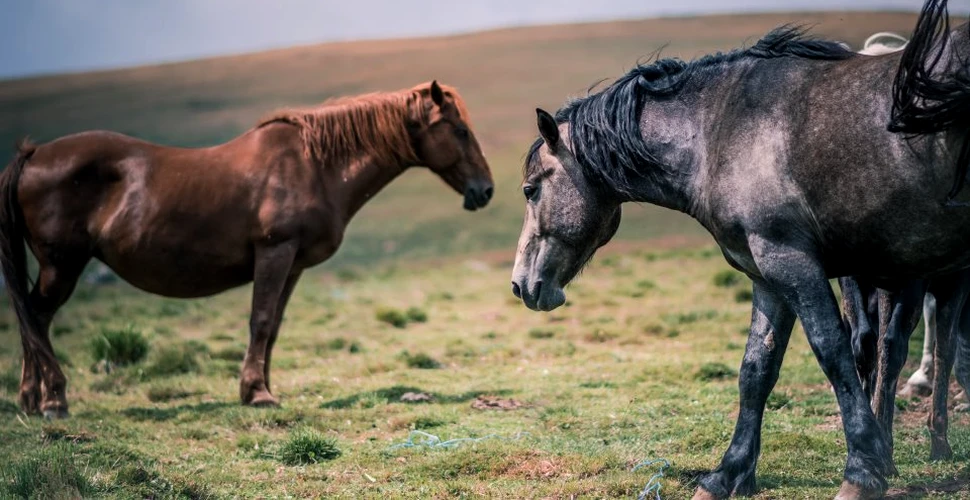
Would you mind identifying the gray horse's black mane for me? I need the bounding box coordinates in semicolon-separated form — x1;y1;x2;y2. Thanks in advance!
525;25;854;197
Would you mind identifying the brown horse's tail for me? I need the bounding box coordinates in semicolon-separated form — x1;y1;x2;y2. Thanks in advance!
0;139;40;348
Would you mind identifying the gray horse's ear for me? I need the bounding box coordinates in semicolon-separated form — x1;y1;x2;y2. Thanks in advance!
536;108;559;147
430;80;445;106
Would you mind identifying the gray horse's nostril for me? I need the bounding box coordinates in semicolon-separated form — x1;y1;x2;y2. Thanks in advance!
512;282;522;298
484;186;494;201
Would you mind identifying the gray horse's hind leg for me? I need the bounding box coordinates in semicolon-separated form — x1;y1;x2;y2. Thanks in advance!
695;281;796;498
901;293;936;397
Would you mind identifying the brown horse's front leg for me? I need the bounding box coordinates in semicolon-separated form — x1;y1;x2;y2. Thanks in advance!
264;272;302;395
241;242;298;407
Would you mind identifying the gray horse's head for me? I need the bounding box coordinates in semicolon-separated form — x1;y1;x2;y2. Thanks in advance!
510;108;622;311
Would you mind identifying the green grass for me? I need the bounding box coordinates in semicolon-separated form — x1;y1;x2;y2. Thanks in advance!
89;325;149;367
275;428;342;465
0;244;966;498
1;443;94;499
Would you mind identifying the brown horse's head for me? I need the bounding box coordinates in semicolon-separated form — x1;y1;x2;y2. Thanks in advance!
410;81;494;211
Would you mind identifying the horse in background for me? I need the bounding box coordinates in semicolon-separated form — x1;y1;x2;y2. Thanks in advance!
0;80;493;419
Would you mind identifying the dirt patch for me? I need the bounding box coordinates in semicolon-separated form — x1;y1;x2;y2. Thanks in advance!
471;395;529;411
896;380;968;429
815;414;843;432
886;479;970;498
497;451;569;480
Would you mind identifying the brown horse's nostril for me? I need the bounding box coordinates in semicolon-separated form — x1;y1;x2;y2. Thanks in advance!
512;282;522;298
484;186;494;201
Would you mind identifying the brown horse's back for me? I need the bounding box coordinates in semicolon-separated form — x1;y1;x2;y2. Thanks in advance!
18;126;317;297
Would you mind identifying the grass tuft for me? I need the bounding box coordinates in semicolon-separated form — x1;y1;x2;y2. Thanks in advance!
375;307;408;328
277;428;341;465
406;306;428;323
399;351;442;369
145;344;200;378
696;362;737;381
528;328;556;339
712;269;746;288
89;325;149;367
325;337;347;350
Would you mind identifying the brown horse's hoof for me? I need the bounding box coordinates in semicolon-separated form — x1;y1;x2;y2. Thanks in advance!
42;406;70;420
691;486;721;500
834;480;884;500
246;391;280;408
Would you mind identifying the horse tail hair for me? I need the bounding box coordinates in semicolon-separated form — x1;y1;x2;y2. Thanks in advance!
0;138;40;352
889;0;970;201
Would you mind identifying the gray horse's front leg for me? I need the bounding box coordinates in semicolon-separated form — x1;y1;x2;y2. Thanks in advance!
695;281;796;499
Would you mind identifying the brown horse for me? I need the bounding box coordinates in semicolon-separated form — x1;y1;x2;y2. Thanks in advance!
0;80;493;419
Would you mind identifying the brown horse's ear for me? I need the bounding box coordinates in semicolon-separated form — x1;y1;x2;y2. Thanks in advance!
430;80;445;106
536;108;559;147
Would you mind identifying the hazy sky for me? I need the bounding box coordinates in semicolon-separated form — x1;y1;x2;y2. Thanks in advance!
0;0;957;79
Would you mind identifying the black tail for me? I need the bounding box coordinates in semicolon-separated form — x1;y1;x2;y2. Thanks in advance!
889;0;970;201
0;139;41;353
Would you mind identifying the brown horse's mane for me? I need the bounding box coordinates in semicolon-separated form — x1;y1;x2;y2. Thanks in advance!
257;82;469;167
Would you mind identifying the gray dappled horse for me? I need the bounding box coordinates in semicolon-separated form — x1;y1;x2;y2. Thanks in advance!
511;1;970;498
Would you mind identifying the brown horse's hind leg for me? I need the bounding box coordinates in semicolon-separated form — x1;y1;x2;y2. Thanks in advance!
241;242;298;407
23;258;88;419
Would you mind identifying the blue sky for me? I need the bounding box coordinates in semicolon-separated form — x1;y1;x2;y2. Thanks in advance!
0;0;955;79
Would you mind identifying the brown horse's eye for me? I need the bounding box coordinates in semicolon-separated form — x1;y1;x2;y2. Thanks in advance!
455;127;469;140
523;184;537;200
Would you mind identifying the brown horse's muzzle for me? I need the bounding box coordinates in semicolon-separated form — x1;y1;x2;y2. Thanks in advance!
463;180;494;211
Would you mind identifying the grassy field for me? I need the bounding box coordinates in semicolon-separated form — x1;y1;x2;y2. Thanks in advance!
0;244;967;499
2;9;969;500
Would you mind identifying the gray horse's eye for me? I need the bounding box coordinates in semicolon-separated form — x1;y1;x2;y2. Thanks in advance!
523;184;537;200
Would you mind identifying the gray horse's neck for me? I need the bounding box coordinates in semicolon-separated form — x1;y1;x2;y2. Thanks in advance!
620;65;745;219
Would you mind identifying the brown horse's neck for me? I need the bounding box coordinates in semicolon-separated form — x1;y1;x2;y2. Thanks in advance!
328;154;414;224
